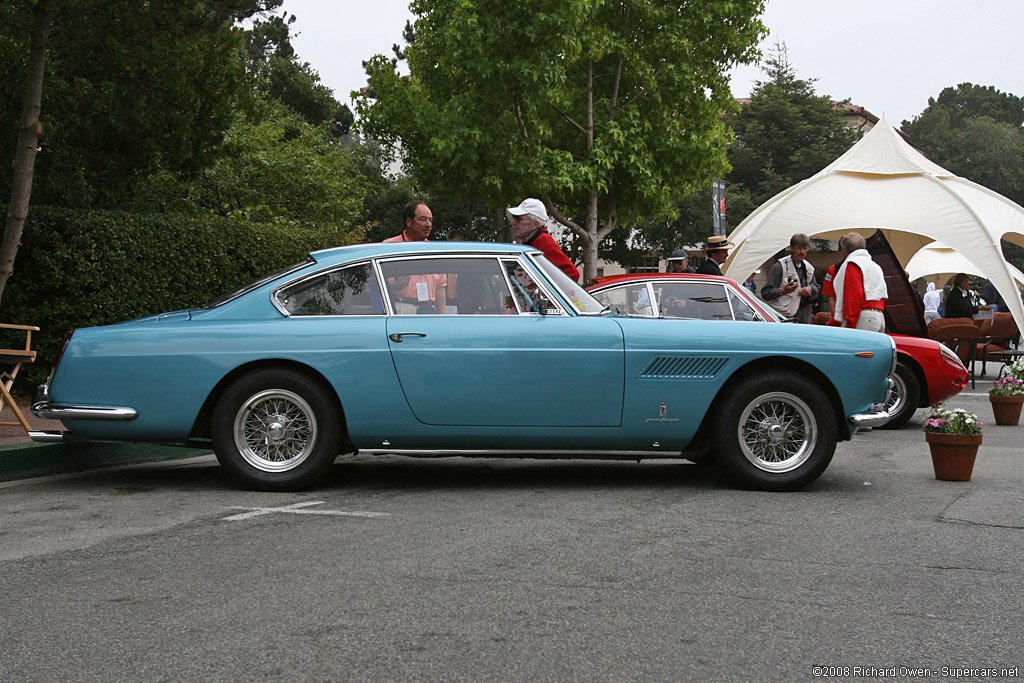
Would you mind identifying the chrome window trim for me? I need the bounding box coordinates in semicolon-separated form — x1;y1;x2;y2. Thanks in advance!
525;252;603;315
501;257;567;316
271;259;384;318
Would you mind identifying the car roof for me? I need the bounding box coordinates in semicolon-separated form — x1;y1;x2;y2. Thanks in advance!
588;272;739;288
309;241;537;267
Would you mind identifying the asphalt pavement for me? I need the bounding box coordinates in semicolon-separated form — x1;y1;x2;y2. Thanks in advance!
0;396;207;480
1;377;1021;681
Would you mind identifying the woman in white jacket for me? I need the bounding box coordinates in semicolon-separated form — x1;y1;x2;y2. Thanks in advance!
922;282;941;323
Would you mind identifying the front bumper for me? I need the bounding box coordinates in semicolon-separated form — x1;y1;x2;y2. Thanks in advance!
848;409;890;428
848;377;895;428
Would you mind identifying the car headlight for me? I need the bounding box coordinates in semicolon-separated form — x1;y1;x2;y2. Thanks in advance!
938;342;966;370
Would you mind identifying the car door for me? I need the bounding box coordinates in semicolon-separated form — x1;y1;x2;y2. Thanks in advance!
382;255;625;427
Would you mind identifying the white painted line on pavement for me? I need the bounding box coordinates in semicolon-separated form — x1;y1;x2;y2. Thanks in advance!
222;500;390;521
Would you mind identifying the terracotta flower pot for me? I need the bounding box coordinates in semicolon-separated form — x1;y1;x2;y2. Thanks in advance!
989;395;1024;426
925;431;982;481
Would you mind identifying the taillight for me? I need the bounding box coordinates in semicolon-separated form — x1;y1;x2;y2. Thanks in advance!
47;329;74;382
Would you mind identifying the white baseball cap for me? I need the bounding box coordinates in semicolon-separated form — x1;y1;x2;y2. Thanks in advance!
506;198;548;223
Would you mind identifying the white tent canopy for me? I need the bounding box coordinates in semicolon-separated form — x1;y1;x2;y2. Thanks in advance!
723;118;1024;333
907;242;1024;296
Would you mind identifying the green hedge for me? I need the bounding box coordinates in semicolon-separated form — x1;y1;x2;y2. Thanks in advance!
1;206;360;388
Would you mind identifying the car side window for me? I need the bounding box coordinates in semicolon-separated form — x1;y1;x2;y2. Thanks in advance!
379;257;517;315
654;282;731;320
503;259;564;315
275;263;384;316
592;284;653;316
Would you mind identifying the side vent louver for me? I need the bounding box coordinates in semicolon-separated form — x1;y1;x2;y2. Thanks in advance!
639;355;729;379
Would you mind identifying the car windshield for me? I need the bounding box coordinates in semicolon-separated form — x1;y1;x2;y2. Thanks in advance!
529;254;605;314
751;293;790;322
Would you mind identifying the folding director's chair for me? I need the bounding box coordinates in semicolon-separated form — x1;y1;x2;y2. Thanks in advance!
0;323;41;432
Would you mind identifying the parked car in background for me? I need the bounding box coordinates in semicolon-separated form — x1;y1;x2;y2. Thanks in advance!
587;273;969;429
34;242;894;492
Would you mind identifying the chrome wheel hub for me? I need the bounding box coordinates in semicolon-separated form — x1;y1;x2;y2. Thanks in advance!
233;389;317;473
738;392;817;473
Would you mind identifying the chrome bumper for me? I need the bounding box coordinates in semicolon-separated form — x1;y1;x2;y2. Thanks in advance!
28;430;87;443
848;409;890;428
848;377;895;428
32;384;138;422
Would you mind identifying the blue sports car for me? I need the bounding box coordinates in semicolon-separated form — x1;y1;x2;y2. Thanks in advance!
32;242;894;491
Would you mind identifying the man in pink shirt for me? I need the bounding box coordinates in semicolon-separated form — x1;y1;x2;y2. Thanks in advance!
383;201;446;313
384;201;434;243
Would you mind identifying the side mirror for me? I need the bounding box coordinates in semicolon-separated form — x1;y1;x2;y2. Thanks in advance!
533;298;550;315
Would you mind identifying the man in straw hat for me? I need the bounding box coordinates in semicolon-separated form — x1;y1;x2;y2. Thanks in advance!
695;235;734;276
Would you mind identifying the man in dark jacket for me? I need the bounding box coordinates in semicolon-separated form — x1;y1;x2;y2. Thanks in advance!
695;235;734;276
944;273;978;319
666;249;695;273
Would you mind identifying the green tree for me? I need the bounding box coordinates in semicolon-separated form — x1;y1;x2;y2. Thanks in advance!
244;13;354;138
1;0;280;305
1;0;282;209
724;43;859;210
903;83;1024;206
602;182;758;270
903;82;1024;271
0;0;53;308
131;101;367;235
907;82;1024;128
610;45;853;271
356;0;766;280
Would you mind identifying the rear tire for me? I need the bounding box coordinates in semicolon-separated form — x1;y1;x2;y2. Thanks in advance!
212;368;342;491
878;359;920;430
714;371;837;491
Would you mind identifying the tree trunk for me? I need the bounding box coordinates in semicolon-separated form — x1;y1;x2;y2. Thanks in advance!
581;192;600;282
0;2;53;309
496;207;511;243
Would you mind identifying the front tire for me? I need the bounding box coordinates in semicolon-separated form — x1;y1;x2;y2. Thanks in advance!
212;368;342;491
714;371;837;491
878;359;920;430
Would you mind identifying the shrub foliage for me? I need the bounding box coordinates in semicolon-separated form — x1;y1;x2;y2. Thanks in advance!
2;205;357;386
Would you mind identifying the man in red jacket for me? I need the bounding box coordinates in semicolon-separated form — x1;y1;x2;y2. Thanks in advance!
507;198;580;282
828;232;887;332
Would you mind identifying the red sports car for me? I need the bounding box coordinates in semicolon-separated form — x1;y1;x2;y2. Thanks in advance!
587;273;969;429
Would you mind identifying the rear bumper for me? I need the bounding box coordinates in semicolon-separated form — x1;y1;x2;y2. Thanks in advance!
32;384;138;422
27;430;87;443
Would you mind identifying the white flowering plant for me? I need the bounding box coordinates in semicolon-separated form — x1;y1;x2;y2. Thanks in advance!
921;404;982;435
1003;357;1024;381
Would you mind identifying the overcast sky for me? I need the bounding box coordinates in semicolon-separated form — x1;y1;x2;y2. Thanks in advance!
280;0;1024;128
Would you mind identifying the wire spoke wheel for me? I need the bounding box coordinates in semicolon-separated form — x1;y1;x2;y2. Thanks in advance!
879;359;919;430
885;371;906;417
737;391;817;473
233;389;317;473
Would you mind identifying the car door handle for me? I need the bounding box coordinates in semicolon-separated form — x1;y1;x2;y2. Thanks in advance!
389;332;427;343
